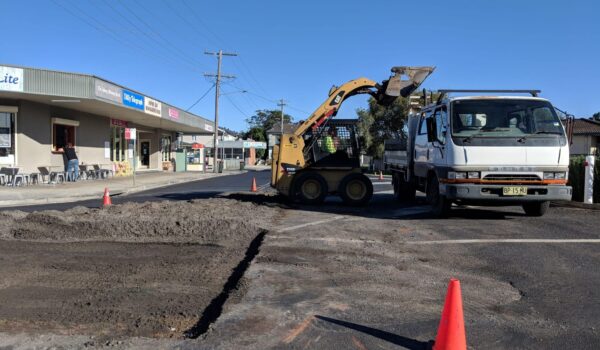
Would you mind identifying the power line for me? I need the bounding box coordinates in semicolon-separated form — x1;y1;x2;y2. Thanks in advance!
52;0;202;75
224;94;251;118
186;83;215;111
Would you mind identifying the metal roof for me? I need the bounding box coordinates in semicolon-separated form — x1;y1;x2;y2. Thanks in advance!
0;63;214;134
573;118;600;136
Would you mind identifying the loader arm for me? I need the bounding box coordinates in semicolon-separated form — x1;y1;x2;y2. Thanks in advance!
271;66;435;191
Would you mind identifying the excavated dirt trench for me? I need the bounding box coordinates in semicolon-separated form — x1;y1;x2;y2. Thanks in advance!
0;198;279;339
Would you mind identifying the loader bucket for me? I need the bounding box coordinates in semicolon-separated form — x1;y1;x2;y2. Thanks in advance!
386;66;435;98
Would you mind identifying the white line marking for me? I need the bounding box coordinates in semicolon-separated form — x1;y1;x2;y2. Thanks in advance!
405;239;600;244
274;215;345;232
372;182;392;185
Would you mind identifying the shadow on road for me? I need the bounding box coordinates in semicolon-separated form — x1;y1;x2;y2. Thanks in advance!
315;315;432;350
219;192;525;221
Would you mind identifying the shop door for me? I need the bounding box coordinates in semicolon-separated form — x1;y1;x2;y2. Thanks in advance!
140;140;150;168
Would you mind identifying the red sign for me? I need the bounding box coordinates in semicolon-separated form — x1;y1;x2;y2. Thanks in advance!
191;143;204;149
168;108;179;120
110;118;128;128
124;128;131;140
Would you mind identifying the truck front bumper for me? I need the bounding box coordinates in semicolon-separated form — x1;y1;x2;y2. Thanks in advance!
444;184;572;202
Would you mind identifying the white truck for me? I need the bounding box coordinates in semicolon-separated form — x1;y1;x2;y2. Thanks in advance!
384;89;572;217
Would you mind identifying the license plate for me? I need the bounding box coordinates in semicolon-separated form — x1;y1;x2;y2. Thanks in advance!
502;186;528;196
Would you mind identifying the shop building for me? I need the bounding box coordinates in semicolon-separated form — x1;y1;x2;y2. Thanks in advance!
0;64;214;175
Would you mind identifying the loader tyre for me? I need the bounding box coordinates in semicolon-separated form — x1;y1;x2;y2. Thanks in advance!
339;173;373;206
293;172;328;205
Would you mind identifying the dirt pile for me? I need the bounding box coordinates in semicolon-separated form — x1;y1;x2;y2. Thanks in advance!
0;198;279;245
0;199;280;340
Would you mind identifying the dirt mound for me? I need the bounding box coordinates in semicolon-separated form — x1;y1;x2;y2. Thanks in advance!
1;198;279;245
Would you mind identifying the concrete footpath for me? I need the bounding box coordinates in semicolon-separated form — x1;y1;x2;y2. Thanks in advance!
0;170;245;207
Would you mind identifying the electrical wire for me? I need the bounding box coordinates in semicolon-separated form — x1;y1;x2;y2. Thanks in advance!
187;84;215;111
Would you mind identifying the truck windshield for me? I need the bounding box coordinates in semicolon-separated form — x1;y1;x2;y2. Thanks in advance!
451;99;564;138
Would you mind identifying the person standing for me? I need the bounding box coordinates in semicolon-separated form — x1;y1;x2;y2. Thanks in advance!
64;142;79;182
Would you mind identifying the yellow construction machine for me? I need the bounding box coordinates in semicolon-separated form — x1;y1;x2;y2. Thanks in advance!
271;66;435;205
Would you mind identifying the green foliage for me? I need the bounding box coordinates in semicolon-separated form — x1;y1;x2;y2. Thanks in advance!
593;112;600;121
356;97;409;159
244;109;293;159
568;155;600;203
246;109;293;132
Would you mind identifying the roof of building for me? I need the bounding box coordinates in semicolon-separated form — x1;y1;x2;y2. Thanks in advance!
267;123;298;134
573;118;600;136
0;63;214;134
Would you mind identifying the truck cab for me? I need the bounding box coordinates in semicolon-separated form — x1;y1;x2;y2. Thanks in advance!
389;90;572;216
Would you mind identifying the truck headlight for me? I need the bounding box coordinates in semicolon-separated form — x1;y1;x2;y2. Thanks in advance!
554;172;566;180
543;172;555;180
467;171;480;179
448;171;467;180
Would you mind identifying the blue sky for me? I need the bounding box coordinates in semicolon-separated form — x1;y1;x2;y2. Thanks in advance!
2;0;599;131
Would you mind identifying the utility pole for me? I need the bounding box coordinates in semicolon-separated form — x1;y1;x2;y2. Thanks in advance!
278;99;287;140
204;50;237;172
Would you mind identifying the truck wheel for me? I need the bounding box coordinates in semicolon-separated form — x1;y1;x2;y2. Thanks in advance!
393;172;416;202
426;175;451;217
293;172;328;205
339;173;373;206
522;201;550;217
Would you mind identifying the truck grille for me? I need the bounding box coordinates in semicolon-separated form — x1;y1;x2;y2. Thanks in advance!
483;174;541;181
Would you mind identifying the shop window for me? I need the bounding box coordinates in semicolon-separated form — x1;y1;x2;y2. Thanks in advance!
51;118;79;152
0;112;15;158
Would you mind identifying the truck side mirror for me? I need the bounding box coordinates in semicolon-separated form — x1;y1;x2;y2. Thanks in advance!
426;118;437;143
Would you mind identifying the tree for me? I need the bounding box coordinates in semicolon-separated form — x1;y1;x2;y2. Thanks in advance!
593;112;600;121
356;97;409;159
243;109;293;159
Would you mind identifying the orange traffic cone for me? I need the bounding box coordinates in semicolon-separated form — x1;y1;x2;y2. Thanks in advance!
250;177;258;192
433;279;467;350
102;187;112;207
378;171;384;181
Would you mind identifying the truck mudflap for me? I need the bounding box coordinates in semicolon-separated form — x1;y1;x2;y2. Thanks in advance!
443;183;572;202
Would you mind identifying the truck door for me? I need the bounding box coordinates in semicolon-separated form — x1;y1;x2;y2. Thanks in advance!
413;111;430;177
429;106;448;167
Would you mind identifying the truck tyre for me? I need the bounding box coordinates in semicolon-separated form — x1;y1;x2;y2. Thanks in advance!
522;201;550;217
338;173;373;206
293;172;328;205
426;175;451;217
393;172;416;202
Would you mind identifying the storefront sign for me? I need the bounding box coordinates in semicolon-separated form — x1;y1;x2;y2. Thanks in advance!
124;128;137;140
205;124;214;132
122;90;145;110
168;108;179;120
110;118;128;128
0;66;23;92
144;97;162;117
191;143;204;149
243;141;267;149
94;80;122;103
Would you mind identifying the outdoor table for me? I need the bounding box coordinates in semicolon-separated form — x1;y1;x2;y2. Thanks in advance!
41;165;66;184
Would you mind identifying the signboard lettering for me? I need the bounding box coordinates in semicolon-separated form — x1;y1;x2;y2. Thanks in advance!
94;80;122;103
0;66;23;92
144;97;162;117
122;90;145;110
205;124;214;132
110;118;128;128
168;108;179;120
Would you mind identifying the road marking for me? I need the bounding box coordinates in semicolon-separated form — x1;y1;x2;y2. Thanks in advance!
258;183;270;190
406;239;600;244
372;182;392;185
274;215;345;232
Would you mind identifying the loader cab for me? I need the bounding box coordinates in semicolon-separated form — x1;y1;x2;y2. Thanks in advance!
303;119;361;168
